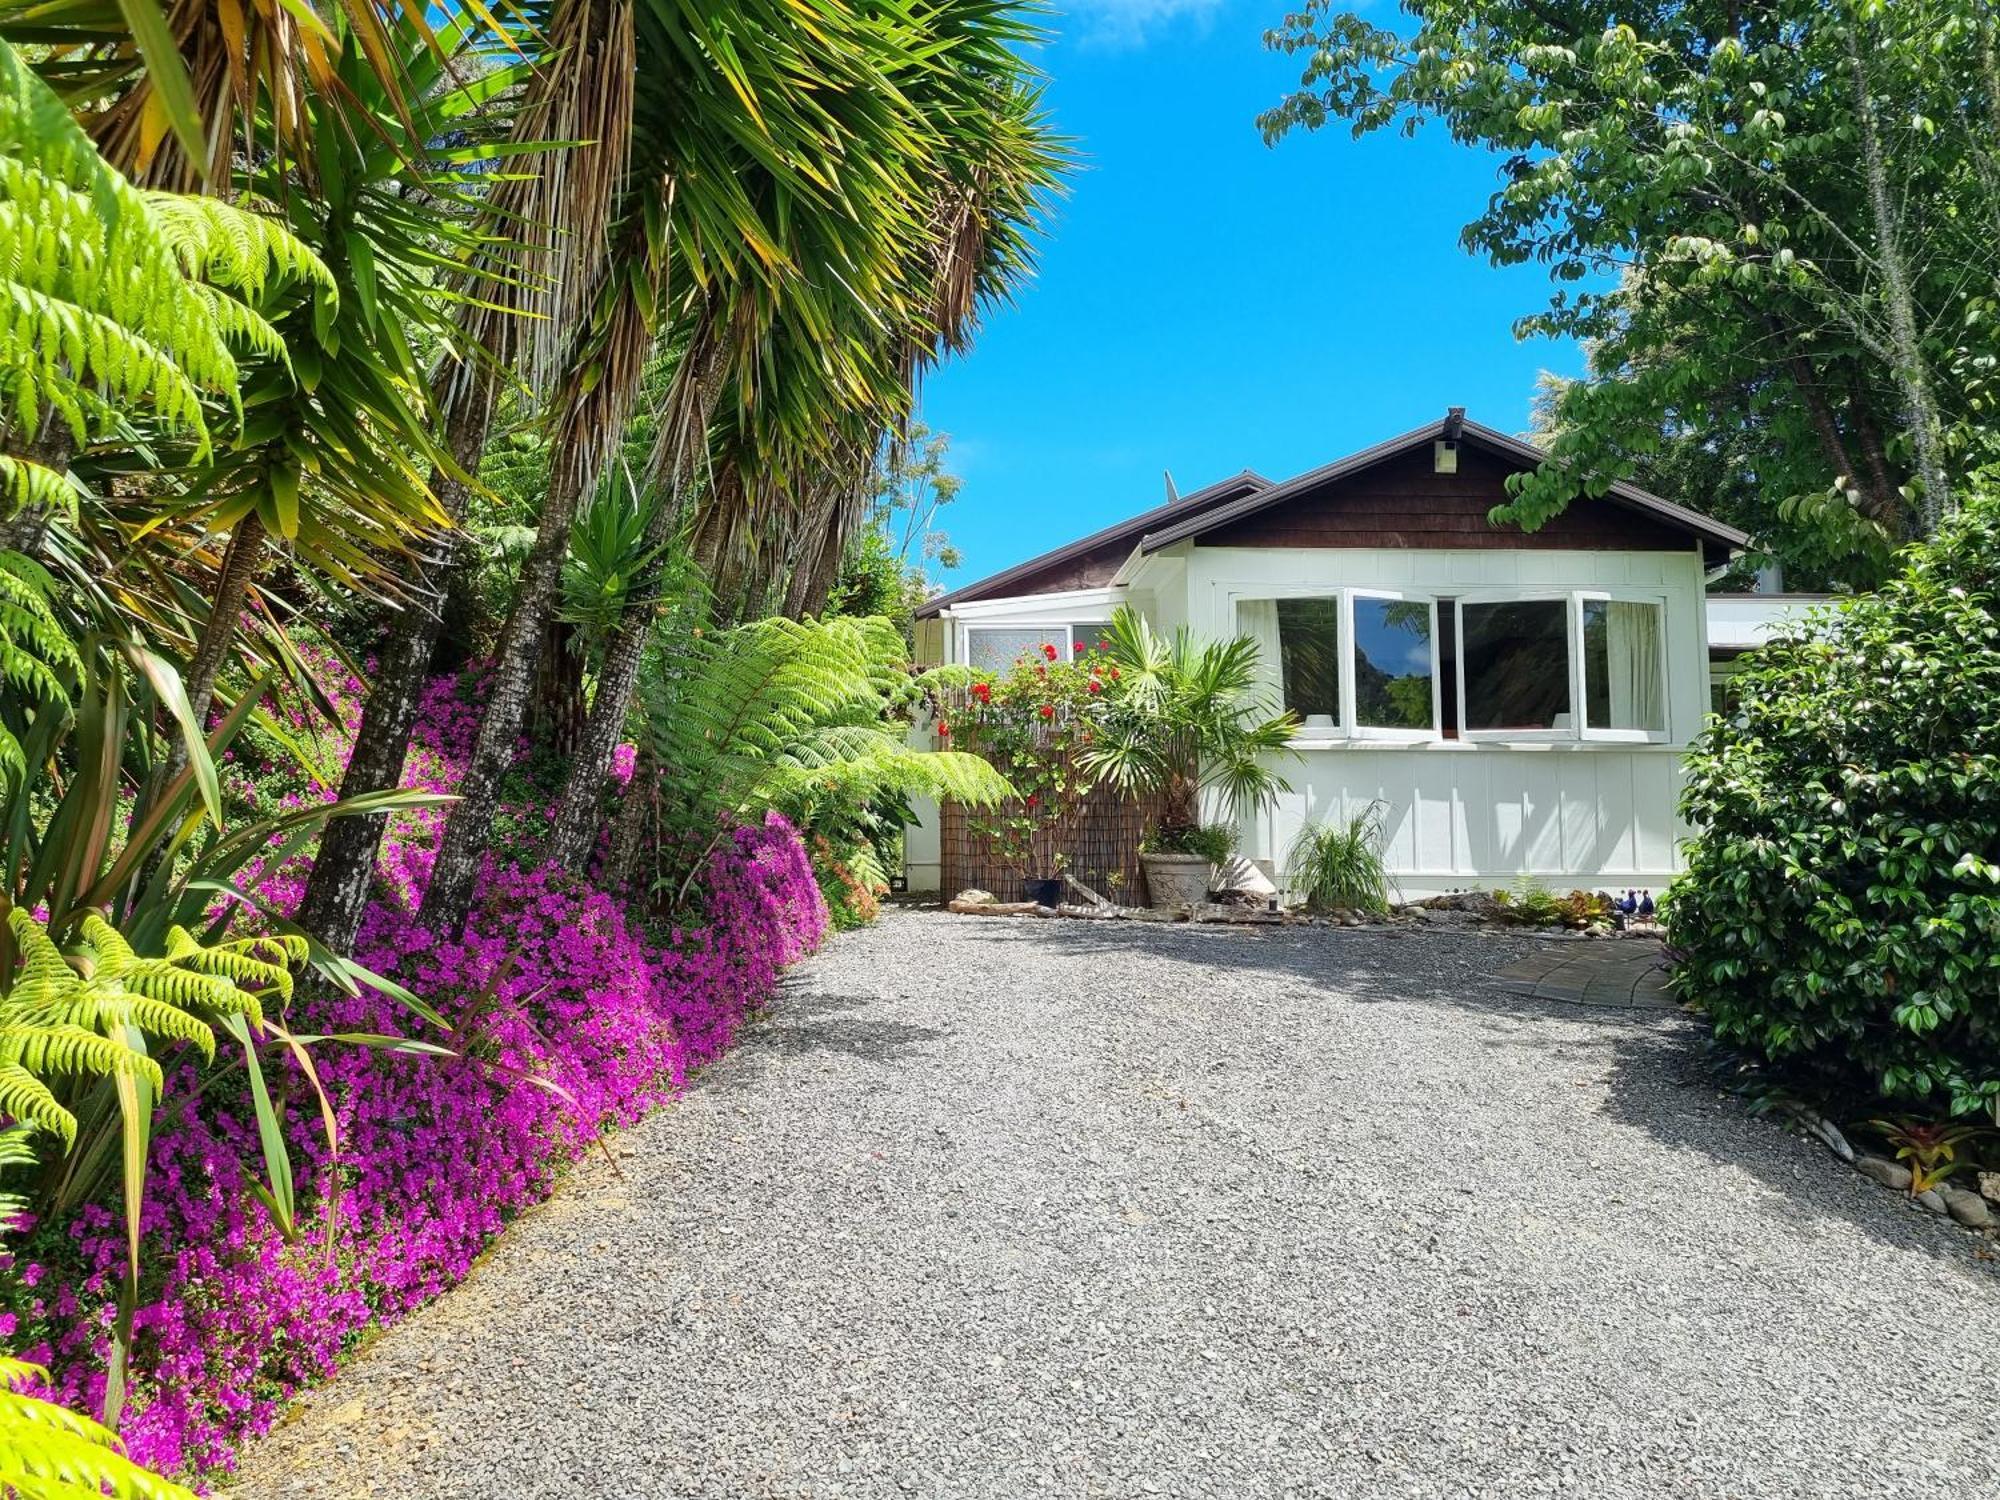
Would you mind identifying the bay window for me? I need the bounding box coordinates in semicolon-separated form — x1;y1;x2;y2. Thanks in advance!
1242;588;1670;745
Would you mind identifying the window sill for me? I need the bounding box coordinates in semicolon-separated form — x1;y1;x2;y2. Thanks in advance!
1285;736;1681;753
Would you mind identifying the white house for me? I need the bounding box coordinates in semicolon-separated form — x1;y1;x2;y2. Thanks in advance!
906;410;1758;899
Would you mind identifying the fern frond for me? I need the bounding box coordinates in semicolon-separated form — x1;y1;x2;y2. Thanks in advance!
0;40;321;458
0;1026;163;1093
0;455;78;525
0;1062;76;1144
0;1123;36;1233
0;1357;199;1500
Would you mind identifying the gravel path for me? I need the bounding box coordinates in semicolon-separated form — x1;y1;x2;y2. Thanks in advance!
237;911;2000;1499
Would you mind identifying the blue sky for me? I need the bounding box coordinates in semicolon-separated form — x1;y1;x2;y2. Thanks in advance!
917;0;1588;585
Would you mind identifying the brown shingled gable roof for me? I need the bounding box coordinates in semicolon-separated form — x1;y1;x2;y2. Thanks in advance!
914;414;1748;618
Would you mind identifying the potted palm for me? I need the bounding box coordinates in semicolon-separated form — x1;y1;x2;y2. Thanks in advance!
1082;606;1299;910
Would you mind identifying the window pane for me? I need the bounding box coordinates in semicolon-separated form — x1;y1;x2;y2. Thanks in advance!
1354;597;1434;731
1275;598;1341;723
1583;599;1666;732
1067;621;1114;659
967;626;1065;671
1461;600;1571;731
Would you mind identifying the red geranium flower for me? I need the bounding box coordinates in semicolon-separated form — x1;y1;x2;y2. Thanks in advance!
936;720;951;738
1086;679;1102;695
1038;703;1055;719
1110;666;1121;680
970;681;991;704
1025;794;1040;808
1042;642;1058;661
1035;664;1048;679
1072;641;1085;654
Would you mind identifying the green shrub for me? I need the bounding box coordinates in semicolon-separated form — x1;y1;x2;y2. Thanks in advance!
1669;488;2000;1117
1493;876;1563;926
1140;822;1236;864
1286;803;1392;914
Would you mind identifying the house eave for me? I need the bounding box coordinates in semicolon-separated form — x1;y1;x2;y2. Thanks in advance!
1137;416;1751;556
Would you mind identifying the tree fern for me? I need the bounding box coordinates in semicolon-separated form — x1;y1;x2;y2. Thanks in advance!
0;37;322;508
0;1356;196;1500
641;613;1013;899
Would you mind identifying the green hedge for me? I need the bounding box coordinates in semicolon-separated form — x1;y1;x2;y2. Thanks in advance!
1670;489;2000;1116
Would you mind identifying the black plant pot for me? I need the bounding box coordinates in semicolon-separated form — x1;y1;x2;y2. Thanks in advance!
1022;877;1063;907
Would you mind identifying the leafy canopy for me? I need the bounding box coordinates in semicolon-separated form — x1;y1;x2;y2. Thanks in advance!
1261;0;2000;585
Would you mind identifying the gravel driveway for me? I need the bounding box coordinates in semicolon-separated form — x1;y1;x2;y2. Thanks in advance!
237;910;2000;1499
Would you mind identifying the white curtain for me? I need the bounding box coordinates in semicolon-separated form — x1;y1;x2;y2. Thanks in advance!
1606;601;1664;731
1235;598;1285;705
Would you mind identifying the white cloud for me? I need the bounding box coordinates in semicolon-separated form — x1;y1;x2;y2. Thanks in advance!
1061;0;1233;48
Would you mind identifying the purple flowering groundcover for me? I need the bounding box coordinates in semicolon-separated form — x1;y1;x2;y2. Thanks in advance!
0;662;829;1477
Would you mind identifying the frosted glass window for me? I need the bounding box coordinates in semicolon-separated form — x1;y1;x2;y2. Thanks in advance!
1354;598;1434;731
1583;599;1666;733
1461;600;1571;731
966;625;1067;671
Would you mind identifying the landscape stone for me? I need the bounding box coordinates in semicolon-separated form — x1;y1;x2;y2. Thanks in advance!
1855;1156;1914;1191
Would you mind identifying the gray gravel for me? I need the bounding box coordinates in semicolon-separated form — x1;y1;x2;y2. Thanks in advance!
237;910;2000;1499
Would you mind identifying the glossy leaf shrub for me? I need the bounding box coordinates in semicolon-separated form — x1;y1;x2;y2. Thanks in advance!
1670;491;2000;1115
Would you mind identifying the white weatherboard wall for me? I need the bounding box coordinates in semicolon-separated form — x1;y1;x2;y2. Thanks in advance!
1183;544;1710;897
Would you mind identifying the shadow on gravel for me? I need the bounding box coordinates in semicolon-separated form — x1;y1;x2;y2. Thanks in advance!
709;990;948;1096
1594;1025;2000;1283
927;913;1999;1281
938;917;1647;1026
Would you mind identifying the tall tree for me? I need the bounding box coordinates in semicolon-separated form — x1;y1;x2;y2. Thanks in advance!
1261;0;2000;585
414;0;942;934
294;0;639;955
538;35;1063;871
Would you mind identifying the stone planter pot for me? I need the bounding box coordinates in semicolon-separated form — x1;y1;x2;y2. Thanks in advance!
1140;851;1214;911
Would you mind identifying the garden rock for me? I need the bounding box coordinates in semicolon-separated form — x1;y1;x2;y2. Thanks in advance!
1941;1187;1995;1229
1916;1188;1949;1215
954;888;997;907
1855;1155;1913;1191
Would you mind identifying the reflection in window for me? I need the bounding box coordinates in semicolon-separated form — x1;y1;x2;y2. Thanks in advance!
1275;598;1341;722
1353;597;1434;731
1461;600;1571;731
1583;599;1665;732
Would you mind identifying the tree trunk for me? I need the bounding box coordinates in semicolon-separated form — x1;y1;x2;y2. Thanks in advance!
544;299;733;871
1848;25;1953;532
417;455;588;932
184;512;267;734
0;425;77;555
1846;384;1906;532
1783;355;1887;528
420;258;657;936
295;373;497;956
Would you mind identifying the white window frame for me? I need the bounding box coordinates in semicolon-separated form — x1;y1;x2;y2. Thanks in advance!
1346;589;1442;742
1454;589;1672;745
1575;589;1672;744
1236;587;1446;746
